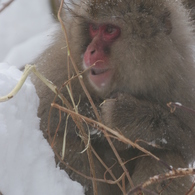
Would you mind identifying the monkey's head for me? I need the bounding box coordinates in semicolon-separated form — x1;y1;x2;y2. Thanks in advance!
69;0;193;99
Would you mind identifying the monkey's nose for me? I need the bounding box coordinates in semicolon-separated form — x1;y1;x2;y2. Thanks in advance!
90;49;96;55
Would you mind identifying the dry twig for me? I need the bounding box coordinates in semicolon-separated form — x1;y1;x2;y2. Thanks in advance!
127;168;195;195
0;0;14;13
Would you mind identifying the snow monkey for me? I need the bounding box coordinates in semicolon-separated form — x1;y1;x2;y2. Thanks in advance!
32;0;195;194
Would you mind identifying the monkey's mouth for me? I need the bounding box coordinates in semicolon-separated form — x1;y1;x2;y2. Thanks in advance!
89;68;113;89
91;68;109;75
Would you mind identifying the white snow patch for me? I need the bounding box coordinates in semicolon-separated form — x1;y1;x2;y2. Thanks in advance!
0;0;56;62
4;24;58;69
175;102;182;106
0;63;84;195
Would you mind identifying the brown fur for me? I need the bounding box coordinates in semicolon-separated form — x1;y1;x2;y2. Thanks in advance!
32;1;195;194
183;0;195;20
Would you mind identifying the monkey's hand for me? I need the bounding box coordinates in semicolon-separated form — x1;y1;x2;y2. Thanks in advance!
101;93;138;128
101;93;192;152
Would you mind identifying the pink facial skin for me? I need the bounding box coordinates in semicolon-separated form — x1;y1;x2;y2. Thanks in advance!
83;23;120;89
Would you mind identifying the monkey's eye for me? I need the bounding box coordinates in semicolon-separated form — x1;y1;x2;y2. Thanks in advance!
89;23;121;40
104;24;121;40
89;24;99;37
105;25;116;34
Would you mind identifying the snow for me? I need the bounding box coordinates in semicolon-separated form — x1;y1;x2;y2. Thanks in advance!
0;1;85;194
3;24;58;69
0;63;84;195
0;0;57;68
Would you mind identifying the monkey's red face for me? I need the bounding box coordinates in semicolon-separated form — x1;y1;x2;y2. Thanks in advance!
83;23;121;91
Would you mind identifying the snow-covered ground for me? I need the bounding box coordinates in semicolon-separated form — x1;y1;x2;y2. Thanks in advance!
0;63;84;195
0;1;84;195
0;0;57;69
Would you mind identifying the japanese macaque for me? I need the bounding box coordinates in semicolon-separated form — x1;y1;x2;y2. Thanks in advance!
32;0;195;194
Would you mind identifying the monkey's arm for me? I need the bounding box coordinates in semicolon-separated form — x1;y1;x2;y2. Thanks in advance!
101;93;193;194
130;151;192;195
101;93;192;152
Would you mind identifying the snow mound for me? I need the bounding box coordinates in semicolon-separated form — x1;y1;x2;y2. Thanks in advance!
0;63;84;195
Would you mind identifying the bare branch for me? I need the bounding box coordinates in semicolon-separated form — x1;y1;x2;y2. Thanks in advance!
0;0;14;13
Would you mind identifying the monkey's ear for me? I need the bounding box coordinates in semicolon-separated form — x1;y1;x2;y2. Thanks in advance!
162;11;172;35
